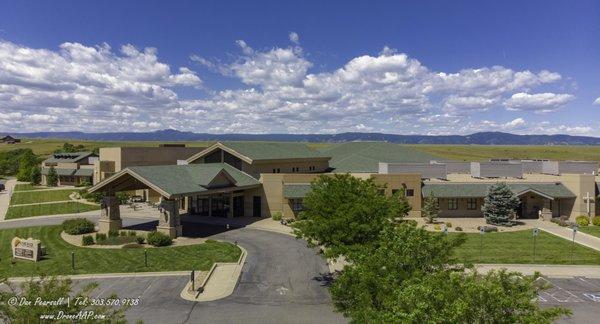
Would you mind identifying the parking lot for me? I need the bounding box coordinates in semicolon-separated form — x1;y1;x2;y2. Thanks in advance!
538;277;600;323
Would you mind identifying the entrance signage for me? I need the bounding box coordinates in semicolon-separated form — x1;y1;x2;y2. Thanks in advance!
11;237;42;262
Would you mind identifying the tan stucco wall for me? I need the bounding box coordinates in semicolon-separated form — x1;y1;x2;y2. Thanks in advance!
242;160;330;179
438;198;483;217
560;174;596;218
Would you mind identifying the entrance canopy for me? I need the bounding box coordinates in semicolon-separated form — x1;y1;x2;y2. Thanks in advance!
89;163;260;199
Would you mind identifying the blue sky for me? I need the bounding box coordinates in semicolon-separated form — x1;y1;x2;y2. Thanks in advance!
0;0;599;135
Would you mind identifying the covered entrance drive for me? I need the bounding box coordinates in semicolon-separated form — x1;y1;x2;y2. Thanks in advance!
88;163;260;238
512;184;576;220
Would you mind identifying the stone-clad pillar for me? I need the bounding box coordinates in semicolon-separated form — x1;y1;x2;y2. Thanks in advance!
98;195;122;233
157;199;182;238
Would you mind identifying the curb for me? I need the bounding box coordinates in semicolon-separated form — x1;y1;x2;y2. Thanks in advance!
7;271;189;282
179;244;248;302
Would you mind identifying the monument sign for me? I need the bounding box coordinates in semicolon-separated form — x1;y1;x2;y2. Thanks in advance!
11;237;42;262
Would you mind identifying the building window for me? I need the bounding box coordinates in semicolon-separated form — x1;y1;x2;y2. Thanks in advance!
292;167;300;172
308;166;315;171
378;188;386;196
406;189;414;197
392;189;399;195
467;198;477;210
290;199;304;211
448;198;458;210
272;168;281;173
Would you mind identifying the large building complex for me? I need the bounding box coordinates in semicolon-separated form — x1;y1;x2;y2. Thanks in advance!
89;141;600;237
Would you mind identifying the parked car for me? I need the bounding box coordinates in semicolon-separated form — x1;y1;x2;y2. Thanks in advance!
0;181;5;192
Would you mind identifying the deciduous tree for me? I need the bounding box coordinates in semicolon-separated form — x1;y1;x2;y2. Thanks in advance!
292;174;410;258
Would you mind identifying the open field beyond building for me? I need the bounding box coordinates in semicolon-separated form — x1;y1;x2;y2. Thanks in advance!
5;202;100;219
411;144;600;163
452;230;600;265
0;225;241;277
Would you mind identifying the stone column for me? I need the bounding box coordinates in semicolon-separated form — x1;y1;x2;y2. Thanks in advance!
98;195;122;233
228;192;234;218
156;199;182;238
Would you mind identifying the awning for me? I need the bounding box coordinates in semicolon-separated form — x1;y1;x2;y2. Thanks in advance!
283;184;312;198
74;168;94;177
42;168;76;176
422;182;576;199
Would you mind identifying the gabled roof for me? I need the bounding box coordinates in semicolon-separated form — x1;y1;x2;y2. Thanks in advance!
44;152;96;163
187;142;329;164
89;163;260;198
319;142;445;173
422;182;576;199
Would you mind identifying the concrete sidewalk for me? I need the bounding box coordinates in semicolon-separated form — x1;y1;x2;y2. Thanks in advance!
535;220;600;252
475;264;600;278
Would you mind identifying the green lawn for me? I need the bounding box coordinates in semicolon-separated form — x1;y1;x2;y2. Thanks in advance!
0;225;241;277
13;184;52;191
10;189;76;205
452;230;600;265
5;202;100;219
578;226;600;238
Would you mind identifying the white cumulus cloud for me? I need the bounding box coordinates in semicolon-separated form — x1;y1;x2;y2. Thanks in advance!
504;92;574;113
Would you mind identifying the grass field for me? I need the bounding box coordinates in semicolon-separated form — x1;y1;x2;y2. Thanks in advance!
0;225;241;277
578;226;600;238
452;230;600;265
10;189;76;205
411;144;600;162
0;138;213;157
5;202;100;219
13;184;52;191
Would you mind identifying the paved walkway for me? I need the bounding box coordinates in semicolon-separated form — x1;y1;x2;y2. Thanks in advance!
0;178;16;221
475;264;600;278
534;220;600;252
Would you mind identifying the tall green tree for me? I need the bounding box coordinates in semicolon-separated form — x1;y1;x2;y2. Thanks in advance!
482;182;520;225
0;276;130;323
16;150;38;182
422;191;440;224
29;166;42;185
292;174;410;259
46;165;59;187
331;224;568;323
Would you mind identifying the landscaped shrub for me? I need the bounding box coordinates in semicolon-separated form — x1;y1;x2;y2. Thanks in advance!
454;226;463;232
135;236;145;244
128;230;137;237
272;211;282;221
96;233;107;241
62;218;95;235
433;224;441;231
119;231;127;237
81;235;94;246
445;222;452;228
108;230;119;237
592;216;600;226
402;219;418;227
576;215;590;226
146;231;173;247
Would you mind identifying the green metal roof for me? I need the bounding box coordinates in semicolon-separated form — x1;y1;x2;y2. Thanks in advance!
283;184;312;198
42;168;76;176
319;142;445;173
422;182;576;199
218;142;329;161
126;163;260;197
74;168;94;177
44;152;95;163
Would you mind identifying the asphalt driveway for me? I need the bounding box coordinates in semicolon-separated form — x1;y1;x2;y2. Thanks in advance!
73;225;346;324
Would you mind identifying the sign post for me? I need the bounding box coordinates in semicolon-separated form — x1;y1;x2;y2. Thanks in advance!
532;227;539;263
479;228;485;263
571;225;578;264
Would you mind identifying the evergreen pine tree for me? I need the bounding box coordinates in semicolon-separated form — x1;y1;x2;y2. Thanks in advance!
46;165;59;187
29;166;41;185
482;182;520;225
422;191;440;224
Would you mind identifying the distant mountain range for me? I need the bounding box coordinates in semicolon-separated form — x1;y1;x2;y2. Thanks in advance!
3;130;600;145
